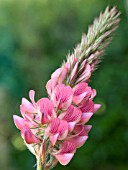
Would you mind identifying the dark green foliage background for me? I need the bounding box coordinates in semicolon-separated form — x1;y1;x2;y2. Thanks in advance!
0;0;127;170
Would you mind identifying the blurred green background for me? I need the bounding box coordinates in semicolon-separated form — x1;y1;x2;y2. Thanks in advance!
0;0;128;170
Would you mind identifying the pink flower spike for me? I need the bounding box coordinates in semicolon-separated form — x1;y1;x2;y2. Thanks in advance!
53;141;76;165
13;115;26;130
51;84;73;110
21;125;40;144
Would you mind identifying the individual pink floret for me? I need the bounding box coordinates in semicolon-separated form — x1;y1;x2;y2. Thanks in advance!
67;125;92;148
37;98;56;124
51;84;73;110
45;118;69;146
59;105;82;132
73;82;92;105
53;141;76;165
20;124;41;144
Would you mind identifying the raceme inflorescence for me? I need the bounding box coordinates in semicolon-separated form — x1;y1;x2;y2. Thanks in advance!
13;6;120;170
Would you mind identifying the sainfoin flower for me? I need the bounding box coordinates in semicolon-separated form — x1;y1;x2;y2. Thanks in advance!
13;82;100;168
13;6;120;170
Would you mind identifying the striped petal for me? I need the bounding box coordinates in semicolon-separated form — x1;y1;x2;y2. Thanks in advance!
49;118;69;145
80;100;94;113
37;98;55;124
21;125;40;144
51;84;73;110
59;105;82;132
67;125;91;148
53;141;76;165
73;82;92;105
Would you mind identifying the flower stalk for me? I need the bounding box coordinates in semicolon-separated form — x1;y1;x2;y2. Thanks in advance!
37;164;43;170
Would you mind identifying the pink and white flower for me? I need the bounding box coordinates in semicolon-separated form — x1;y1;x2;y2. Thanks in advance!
51;84;73;110
53;141;76;165
45;118;69;146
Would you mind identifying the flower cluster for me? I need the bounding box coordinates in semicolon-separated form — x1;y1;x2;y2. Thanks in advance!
13;63;101;167
13;6;120;170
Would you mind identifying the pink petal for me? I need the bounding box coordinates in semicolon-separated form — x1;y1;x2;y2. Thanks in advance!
51;64;68;84
50;118;60;134
80;112;93;124
73;92;87;105
68;122;76;132
68;135;88;148
90;89;97;99
46;77;58;96
58;120;69;139
63;105;82;123
51;68;62;78
58;129;69;140
41;113;51;124
49;118;69;140
67;125;90;148
70;61;78;81
54;153;74;165
37;98;54;124
54;141;76;154
51;84;73;110
29;90;35;104
73;82;92;104
73;82;88;96
75;64;91;83
21;125;40;144
13;115;26;130
84;125;92;133
21;98;37;113
94;104;101;112
81;64;91;80
50;133;59;146
80;100;94;113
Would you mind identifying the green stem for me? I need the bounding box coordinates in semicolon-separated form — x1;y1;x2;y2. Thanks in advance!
37;164;43;170
37;160;50;170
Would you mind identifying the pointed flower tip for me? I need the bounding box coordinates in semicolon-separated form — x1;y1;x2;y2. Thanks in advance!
29;90;35;103
94;104;102;112
54;153;74;166
13;115;26;130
